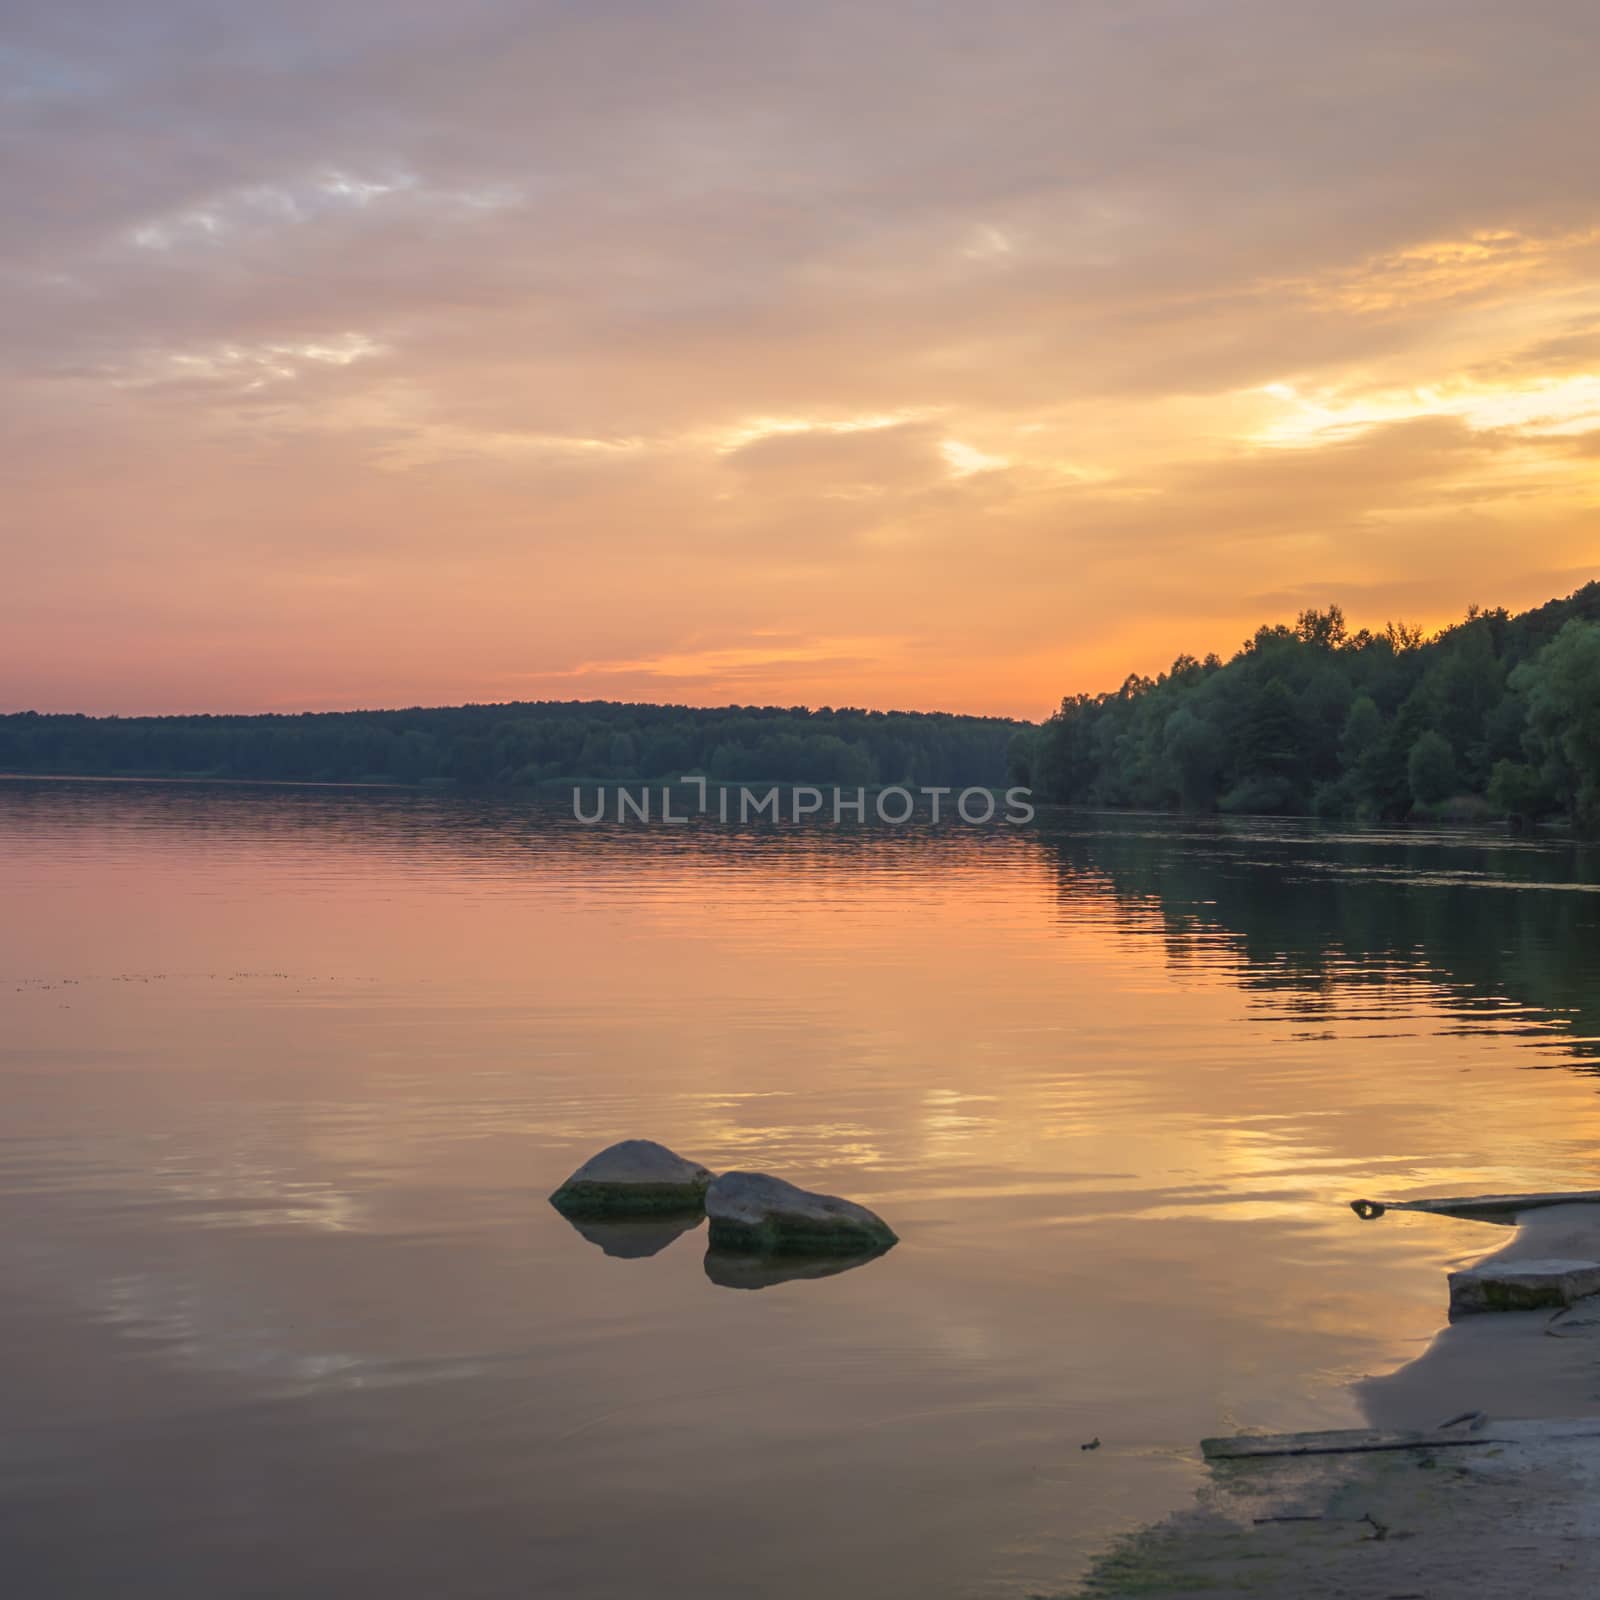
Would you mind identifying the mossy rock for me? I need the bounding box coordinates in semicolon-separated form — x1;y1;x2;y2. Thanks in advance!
705;1171;898;1256
549;1139;712;1217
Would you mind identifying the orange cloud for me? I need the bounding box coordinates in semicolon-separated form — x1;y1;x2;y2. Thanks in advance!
4;1;1600;718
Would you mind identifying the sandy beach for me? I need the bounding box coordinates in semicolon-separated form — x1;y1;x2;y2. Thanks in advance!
1071;1201;1600;1597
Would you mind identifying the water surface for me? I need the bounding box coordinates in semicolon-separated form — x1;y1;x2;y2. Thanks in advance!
2;781;1598;1597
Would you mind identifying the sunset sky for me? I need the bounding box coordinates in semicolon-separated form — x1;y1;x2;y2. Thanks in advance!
6;0;1600;719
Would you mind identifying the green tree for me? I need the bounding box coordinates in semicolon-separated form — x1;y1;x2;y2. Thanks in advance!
1486;759;1546;821
1006;728;1037;787
1341;695;1383;765
1298;664;1354;779
1244;677;1301;779
1162;708;1219;811
1513;619;1600;832
1295;605;1348;651
1337;695;1384;813
1407;730;1457;806
607;732;639;775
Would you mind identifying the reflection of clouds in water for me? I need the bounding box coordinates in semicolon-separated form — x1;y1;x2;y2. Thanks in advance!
99;1271;361;1381
0;1129;391;1390
145;1158;362;1234
96;1272;487;1391
917;1087;1001;1162
668;1111;895;1178
2;793;1600;1600
0;1130;363;1234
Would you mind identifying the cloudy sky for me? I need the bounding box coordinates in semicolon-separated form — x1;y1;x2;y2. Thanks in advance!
6;0;1600;717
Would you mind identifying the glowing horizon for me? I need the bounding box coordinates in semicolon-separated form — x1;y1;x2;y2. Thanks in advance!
5;3;1600;721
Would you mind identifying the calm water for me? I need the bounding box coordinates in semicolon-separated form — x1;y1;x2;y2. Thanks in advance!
2;781;1599;1598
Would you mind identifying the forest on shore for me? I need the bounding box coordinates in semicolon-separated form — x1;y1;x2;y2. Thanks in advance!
0;701;1019;792
6;582;1597;829
1012;581;1600;830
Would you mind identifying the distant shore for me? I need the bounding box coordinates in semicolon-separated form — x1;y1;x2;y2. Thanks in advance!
0;771;407;790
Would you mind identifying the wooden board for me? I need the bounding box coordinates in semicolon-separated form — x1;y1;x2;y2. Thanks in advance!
1201;1428;1501;1461
1350;1191;1600;1223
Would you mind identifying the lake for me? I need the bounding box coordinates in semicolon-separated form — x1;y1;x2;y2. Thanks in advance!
2;779;1598;1598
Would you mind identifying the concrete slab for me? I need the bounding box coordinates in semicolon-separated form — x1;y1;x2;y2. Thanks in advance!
1449;1257;1600;1314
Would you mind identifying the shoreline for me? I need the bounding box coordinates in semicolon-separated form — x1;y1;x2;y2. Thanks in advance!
0;771;409;790
1069;1199;1600;1597
1073;1419;1600;1598
0;773;1568;837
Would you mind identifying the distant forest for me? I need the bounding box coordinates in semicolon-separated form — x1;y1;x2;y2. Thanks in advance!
7;583;1598;828
1012;581;1600;831
0;702;1020;791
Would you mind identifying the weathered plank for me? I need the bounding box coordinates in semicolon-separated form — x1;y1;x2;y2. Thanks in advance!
1201;1428;1503;1461
1350;1190;1600;1223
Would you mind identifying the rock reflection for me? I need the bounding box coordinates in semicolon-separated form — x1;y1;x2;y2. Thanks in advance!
702;1245;893;1291
562;1211;706;1259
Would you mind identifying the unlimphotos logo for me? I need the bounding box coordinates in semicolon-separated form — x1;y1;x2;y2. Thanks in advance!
573;777;1034;826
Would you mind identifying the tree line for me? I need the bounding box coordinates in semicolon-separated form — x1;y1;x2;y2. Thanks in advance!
9;580;1597;825
1011;581;1600;831
0;701;1022;792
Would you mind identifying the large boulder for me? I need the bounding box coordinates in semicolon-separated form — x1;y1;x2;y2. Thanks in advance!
705;1171;897;1256
549;1139;712;1217
1448;1257;1600;1315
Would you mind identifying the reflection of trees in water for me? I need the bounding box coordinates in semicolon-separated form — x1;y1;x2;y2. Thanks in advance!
9;781;1597;1061
1035;817;1600;1063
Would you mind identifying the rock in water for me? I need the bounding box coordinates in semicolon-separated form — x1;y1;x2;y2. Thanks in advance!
705;1171;898;1256
1447;1257;1600;1315
549;1139;712;1217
